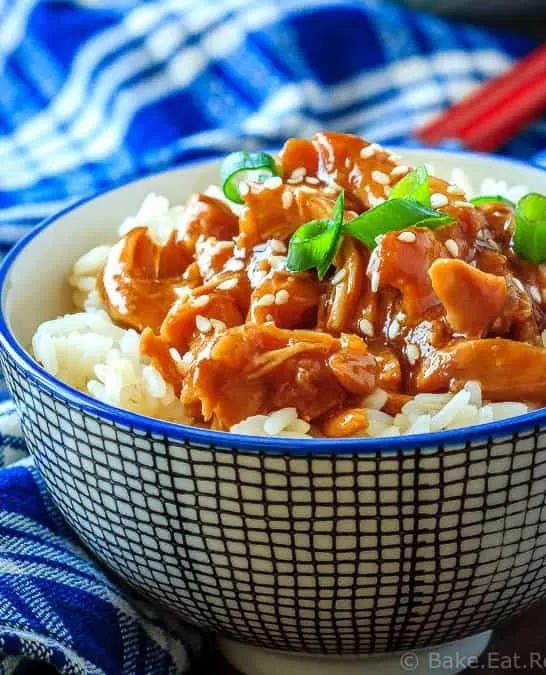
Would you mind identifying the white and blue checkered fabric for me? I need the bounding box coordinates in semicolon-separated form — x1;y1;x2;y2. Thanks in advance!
0;1;545;673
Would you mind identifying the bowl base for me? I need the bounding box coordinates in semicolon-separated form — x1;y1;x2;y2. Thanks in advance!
219;630;492;675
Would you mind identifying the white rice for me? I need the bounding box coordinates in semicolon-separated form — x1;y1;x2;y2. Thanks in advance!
231;409;311;438
31;170;536;439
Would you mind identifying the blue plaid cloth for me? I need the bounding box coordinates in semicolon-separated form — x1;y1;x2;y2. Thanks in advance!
0;1;545;673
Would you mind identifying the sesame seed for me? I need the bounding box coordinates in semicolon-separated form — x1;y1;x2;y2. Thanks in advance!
388;153;403;162
290;167;307;181
286;177;302;185
359;145;375;159
323;186;339;196
275;289;289;305
225;258;245;272
305;176;320;185
281;191;294;209
447;184;465;195
298;185;317;196
330;268;347;285
239;182;249;197
530;286;542;303
195;315;212;333
372;196;386;206
217;278;238;291
397;231;416;243
513;278;525;293
193;294;209;308
256;293;275;307
454;200;473;208
445;239;459;257
270;239;287;254
431;193;449;209
391;164;410;177
251;270;267;288
169;347;183;365
407;343;420;365
372;170;390;186
270;255;287;270
358;318;374;337
360;144;379;159
181;351;193;366
371;271;380;293
263;176;282;190
388;319;401;340
210;318;227;331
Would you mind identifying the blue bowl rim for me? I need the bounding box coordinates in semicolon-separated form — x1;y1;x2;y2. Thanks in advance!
0;148;545;456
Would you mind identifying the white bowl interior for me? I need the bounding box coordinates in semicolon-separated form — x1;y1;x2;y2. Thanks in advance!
3;150;546;350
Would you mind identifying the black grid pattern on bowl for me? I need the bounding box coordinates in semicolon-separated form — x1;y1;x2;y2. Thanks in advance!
3;352;546;655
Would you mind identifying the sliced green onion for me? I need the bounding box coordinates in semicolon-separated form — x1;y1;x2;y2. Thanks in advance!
513;192;546;265
471;195;515;208
220;151;278;204
389;165;431;208
343;199;455;249
286;192;344;279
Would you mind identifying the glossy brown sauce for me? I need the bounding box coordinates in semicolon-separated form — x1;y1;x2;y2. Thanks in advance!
96;133;546;433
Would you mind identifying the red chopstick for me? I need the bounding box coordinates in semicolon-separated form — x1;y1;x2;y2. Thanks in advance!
415;44;546;152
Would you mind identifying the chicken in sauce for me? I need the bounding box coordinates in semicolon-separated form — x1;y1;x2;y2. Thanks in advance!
96;133;546;436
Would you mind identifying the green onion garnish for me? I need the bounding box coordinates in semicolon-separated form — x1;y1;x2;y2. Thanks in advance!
286;191;455;277
513;193;546;265
286;192;344;280
343;199;455;249
389;165;431;208
471;195;515;208
221;151;278;204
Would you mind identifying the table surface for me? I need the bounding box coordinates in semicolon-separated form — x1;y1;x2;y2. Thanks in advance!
13;597;546;675
193;598;546;674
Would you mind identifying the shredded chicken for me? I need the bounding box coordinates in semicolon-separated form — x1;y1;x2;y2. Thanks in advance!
92;132;546;431
181;324;377;429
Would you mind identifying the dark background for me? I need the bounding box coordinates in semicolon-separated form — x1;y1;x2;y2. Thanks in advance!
480;18;546;39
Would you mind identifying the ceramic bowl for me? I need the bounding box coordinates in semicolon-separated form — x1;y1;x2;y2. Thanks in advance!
1;150;546;674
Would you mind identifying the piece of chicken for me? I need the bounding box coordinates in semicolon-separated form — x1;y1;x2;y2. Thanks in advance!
239;182;336;246
429;259;507;338
248;270;321;328
98;194;238;333
317;237;367;334
160;290;244;354
98;227;191;333
372;227;446;321
181;324;377;429
176;193;239;253
416;338;546;402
